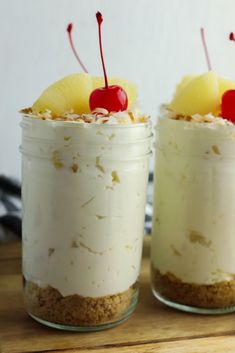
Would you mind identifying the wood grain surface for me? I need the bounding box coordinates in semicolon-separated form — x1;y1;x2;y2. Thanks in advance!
1;238;235;353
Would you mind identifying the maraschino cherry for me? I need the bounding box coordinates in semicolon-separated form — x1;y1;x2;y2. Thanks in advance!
220;32;235;122
89;12;128;112
229;32;235;41
221;90;235;122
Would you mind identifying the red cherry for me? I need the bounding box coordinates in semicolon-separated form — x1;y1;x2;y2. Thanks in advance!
229;32;235;41
89;85;128;112
221;90;235;122
89;11;128;112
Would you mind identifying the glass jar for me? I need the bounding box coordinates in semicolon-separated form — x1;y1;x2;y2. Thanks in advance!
151;117;235;314
20;116;152;331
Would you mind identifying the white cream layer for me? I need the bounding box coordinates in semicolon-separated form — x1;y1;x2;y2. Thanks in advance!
151;115;235;285
21;117;151;297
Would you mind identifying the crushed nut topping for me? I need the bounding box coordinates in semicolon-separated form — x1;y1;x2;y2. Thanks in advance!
111;171;120;184
52;151;63;169
20;107;149;125
159;105;234;126
211;145;221;155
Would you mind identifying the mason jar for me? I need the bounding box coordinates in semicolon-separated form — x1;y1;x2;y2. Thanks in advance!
20;116;152;331
151;116;235;314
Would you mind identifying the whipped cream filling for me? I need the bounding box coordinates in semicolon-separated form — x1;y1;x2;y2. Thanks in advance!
21;107;149;125
21;117;152;297
151;111;235;285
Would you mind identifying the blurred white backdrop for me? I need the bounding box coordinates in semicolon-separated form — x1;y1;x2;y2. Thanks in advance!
0;0;235;177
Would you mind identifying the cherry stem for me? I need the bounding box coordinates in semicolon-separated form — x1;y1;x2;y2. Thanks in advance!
200;27;212;71
67;23;88;73
96;12;108;88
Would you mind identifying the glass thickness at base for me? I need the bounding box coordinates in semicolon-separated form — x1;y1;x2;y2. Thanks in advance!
152;287;235;315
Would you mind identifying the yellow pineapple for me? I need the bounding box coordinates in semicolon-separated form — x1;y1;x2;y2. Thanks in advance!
169;71;220;116
32;73;93;115
32;74;137;115
93;77;137;109
218;76;235;97
174;75;196;96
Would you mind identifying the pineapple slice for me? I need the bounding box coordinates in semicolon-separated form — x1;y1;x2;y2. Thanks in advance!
174;75;196;96
93;77;137;109
169;71;220;116
218;76;235;97
32;73;93;115
32;73;137;115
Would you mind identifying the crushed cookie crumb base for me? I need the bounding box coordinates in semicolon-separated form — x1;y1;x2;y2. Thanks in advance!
24;281;138;326
151;266;235;308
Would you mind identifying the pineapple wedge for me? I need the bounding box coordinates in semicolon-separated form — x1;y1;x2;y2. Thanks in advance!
169;71;220;116
218;76;235;97
32;74;137;115
93;77;137;109
32;73;93;115
174;75;196;96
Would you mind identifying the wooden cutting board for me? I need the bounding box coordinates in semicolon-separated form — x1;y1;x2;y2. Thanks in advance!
1;237;235;353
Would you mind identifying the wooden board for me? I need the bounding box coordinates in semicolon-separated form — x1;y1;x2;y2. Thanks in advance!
1;238;235;353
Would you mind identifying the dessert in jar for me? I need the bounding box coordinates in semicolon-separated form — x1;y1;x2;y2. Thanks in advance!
151;30;235;314
20;12;152;331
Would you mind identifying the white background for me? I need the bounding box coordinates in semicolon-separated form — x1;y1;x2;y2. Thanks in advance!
1;0;235;177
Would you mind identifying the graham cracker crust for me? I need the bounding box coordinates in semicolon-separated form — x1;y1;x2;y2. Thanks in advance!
24;280;137;326
151;266;235;308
